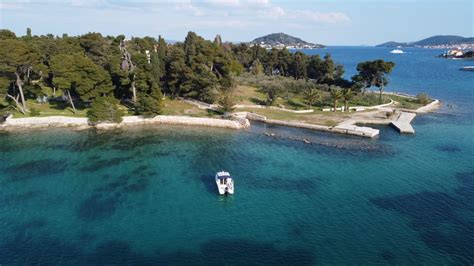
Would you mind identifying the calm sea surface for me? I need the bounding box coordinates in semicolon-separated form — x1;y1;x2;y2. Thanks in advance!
1;47;473;265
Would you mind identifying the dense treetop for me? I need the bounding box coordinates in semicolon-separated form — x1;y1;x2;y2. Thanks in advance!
0;28;395;119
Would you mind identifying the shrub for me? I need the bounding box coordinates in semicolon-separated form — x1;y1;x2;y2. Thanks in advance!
417;92;431;105
230;60;244;76
251;59;263;75
30;108;40;116
219;92;236;113
135;92;163;118
260;82;283;106
87;96;124;125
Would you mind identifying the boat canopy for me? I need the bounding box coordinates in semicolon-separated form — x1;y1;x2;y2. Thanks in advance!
217;175;231;179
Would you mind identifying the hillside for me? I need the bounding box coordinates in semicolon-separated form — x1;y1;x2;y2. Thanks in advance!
377;35;474;48
376;41;410;48
250;33;325;49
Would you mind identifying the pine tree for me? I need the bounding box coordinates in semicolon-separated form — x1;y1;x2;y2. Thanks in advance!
87;96;124;124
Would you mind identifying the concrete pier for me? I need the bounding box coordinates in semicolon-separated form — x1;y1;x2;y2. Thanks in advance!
243;112;380;138
391;112;416;134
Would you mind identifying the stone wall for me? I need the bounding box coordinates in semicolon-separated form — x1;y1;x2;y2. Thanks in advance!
0;115;250;131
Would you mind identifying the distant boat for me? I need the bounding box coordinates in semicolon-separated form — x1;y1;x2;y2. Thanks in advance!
460;66;474;71
390;49;405;54
215;171;234;195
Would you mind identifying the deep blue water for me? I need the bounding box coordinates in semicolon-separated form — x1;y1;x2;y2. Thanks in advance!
1;47;473;265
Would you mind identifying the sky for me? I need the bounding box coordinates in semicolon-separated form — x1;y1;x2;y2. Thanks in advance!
0;0;473;45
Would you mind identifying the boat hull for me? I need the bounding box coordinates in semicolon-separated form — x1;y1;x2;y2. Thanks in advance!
215;172;234;195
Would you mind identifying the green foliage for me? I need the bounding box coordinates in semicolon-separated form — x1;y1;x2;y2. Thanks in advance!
329;86;343;112
79;32;111;66
26;28;32;38
0;38;41;112
135;92;163;117
230;44;347;86
350;93;389;106
307;55;324;81
87;96;124;124
150;50;163;86
417;92;431;105
251;59;264;75
0;39;39;74
0;29;405;120
0;29;16;40
229;60;244;76
30;108;40;116
50;53;113;101
352;59;395;95
290;51;307;79
261;81;283;106
219;92;235;113
342;88;353;111
303;84;320;108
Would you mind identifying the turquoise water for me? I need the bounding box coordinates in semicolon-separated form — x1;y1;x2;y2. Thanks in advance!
1;47;473;265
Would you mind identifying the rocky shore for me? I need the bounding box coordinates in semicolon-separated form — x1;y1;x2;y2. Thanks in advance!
0;115;250;131
0;99;440;138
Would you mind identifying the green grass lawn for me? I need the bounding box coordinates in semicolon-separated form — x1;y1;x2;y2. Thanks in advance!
4;99;88;118
234;85;267;105
161;99;213;117
390;95;427;109
240;107;350;125
1;84;428;122
2;98;214;119
234;85;396;110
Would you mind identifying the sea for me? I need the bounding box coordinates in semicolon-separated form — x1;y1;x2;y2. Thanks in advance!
1;47;473;265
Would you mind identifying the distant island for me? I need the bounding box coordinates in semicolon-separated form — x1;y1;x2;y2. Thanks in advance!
377;35;474;49
249;33;325;49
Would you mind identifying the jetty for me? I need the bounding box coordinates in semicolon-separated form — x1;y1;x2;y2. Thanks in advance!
390;112;416;134
241;112;380;138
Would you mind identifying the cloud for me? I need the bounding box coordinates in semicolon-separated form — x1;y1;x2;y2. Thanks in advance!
199;0;270;7
0;0;351;43
175;2;204;16
291;10;351;24
258;6;286;19
257;5;350;25
202;0;241;7
0;3;21;9
266;6;285;18
0;0;30;10
249;0;270;6
192;19;254;28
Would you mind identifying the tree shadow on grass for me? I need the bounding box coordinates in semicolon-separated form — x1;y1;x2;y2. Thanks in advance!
206;109;222;117
48;99;88;114
249;97;266;106
286;99;306;110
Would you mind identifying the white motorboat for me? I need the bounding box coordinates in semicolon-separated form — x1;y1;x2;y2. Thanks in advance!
390;49;405;54
460;66;474;71
215;171;234;195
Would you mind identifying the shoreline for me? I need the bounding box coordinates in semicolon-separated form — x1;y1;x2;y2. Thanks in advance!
0;99;441;138
0;115;250;131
